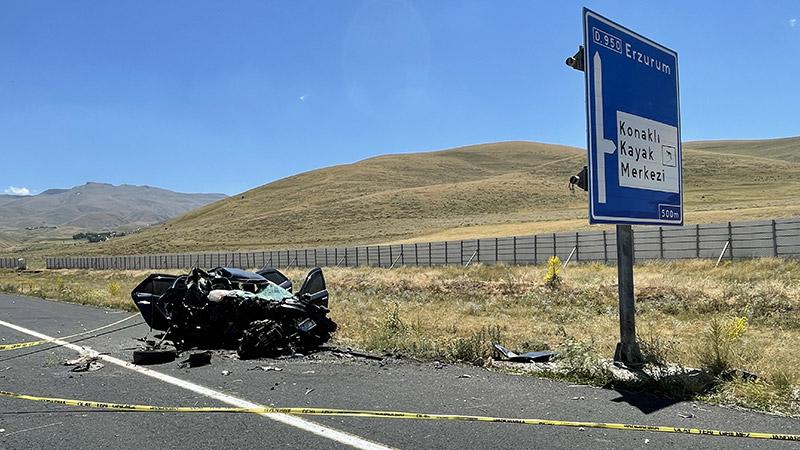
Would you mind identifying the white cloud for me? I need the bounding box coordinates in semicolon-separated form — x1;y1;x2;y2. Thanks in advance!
791;18;797;27
4;186;31;195
299;95;306;101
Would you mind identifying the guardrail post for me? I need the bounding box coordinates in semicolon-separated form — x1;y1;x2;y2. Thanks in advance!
658;227;664;259
415;243;419;266
696;224;700;258
389;246;393;268
460;241;464;266
603;230;608;263
514;236;518;265
428;242;432;267
772;220;778;257
495;238;499;263
575;232;580;262
727;221;734;261
400;245;405;266
377;246;381;267
476;239;481;262
445;242;449;265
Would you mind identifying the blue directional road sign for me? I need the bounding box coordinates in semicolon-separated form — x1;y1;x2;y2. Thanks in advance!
584;9;682;226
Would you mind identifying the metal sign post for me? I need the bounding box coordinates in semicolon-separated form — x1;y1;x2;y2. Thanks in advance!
570;9;682;367
614;224;641;365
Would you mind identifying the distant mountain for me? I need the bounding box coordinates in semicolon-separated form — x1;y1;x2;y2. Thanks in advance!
0;182;226;231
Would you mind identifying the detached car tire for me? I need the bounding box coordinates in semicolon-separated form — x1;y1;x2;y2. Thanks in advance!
133;348;177;365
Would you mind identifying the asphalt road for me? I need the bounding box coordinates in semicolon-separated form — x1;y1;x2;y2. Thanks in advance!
1;293;798;449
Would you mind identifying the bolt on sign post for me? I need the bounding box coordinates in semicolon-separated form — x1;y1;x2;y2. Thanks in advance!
573;9;683;367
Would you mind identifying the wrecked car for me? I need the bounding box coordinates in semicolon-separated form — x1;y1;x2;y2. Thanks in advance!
131;266;336;360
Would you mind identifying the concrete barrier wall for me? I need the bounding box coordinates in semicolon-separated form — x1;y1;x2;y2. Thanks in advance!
43;217;800;270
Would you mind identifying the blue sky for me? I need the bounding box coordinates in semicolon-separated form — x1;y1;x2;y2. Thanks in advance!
1;1;798;196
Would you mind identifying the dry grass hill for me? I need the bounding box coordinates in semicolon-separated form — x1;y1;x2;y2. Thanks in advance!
33;136;796;257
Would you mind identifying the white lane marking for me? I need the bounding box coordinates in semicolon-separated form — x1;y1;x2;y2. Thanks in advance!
0;318;393;450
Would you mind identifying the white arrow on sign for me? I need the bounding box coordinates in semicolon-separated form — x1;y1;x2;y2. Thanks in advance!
593;51;616;204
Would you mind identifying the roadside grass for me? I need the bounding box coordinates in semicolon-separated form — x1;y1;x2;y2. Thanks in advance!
1;258;798;415
0;269;155;311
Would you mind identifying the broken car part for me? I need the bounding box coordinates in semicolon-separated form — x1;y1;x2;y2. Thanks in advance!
133;348;178;365
179;351;212;368
493;343;555;363
131;266;336;360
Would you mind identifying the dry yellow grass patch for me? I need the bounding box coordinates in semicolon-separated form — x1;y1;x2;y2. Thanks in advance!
1;258;798;414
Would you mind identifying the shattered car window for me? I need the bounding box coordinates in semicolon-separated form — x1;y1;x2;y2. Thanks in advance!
256;282;294;301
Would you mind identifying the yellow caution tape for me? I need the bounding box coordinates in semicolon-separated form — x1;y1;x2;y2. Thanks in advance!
0;390;797;441
0;314;140;351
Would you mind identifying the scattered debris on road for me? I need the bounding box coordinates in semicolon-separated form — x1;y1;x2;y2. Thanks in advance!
221;370;231;376
131;266;337;362
248;365;283;372
65;354;104;372
179;351;212;368
330;347;384;361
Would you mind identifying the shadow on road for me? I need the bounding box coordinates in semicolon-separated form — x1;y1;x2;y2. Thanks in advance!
610;389;682;414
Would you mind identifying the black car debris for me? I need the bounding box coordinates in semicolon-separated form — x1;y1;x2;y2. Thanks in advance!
131;266;337;361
